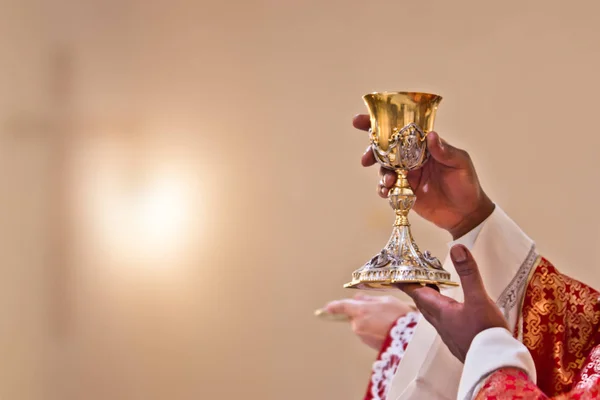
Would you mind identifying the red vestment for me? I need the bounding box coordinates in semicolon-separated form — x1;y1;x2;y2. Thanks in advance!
364;258;600;400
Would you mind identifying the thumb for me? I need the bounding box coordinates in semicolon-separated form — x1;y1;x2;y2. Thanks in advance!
426;131;470;169
450;245;487;303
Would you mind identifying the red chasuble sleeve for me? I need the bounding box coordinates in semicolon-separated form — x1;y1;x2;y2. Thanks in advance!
475;258;600;399
475;356;600;399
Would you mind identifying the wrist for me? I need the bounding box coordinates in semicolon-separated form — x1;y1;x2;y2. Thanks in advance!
449;196;495;240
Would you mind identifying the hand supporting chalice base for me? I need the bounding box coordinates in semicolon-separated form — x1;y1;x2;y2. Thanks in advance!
344;92;458;290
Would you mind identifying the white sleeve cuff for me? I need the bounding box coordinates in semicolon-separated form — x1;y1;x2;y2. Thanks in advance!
447;209;491;250
457;327;537;400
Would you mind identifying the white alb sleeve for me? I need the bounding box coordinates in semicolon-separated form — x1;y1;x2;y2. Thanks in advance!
457;327;537;400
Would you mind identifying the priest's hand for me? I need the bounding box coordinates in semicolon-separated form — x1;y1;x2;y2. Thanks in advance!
401;244;508;363
353;115;494;240
323;294;415;350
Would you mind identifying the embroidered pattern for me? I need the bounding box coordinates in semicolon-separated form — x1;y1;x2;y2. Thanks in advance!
365;312;420;400
574;345;600;392
475;363;600;399
475;368;546;399
496;245;539;318
521;259;600;396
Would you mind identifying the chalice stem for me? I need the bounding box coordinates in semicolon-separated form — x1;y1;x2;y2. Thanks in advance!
390;170;415;227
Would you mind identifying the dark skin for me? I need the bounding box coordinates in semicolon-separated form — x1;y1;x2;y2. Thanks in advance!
353;114;495;240
403;244;508;363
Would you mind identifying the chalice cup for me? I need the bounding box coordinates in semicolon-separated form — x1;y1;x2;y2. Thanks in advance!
344;91;458;290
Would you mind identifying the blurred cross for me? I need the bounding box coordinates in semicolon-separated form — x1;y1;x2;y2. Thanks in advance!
45;47;75;339
0;47;80;338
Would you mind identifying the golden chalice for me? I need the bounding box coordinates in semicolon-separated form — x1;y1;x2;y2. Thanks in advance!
344;91;458;290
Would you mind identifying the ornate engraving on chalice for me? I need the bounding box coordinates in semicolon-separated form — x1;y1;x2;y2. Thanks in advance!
344;92;458;290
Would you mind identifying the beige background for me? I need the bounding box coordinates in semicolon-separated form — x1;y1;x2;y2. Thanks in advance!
2;0;600;399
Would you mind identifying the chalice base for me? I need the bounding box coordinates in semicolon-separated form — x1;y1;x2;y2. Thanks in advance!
344;225;458;290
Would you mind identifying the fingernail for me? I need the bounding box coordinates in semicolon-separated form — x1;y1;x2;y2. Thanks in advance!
364;146;372;155
437;135;444;150
451;245;467;263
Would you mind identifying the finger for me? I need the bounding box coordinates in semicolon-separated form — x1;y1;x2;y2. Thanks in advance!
361;146;376;166
379;167;396;188
450;245;487;303
378;184;389;198
352;114;371;131
426;131;470;169
324;299;363;317
355;115;376;167
401;284;453;323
